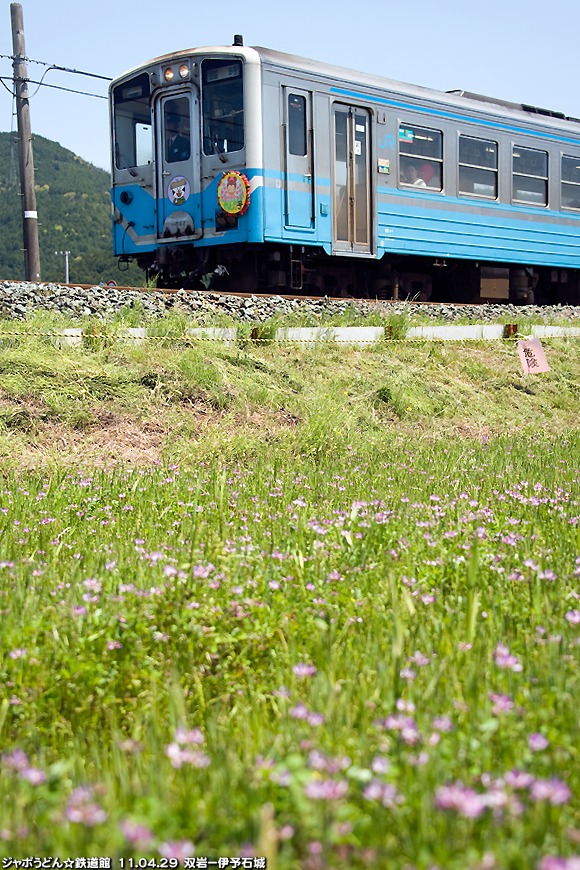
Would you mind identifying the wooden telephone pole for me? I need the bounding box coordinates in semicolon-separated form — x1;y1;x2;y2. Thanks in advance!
11;2;41;282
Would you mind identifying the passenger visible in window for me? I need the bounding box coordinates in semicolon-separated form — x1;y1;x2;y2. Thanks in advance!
401;161;426;187
166;112;190;163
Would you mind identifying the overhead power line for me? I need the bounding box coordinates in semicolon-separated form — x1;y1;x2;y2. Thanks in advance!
0;53;112;81
0;76;108;99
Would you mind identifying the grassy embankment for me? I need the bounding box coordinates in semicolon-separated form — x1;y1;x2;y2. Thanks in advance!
0;307;580;468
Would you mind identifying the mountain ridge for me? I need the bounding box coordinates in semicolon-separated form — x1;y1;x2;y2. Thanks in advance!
0;131;142;285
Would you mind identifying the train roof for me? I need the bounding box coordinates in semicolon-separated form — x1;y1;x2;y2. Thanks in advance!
112;43;580;137
253;45;580;135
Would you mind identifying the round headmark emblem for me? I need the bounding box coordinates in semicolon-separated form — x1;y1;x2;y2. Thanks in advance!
217;171;250;215
168;176;190;206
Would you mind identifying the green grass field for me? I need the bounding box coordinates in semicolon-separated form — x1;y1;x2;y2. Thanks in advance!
1;316;580;869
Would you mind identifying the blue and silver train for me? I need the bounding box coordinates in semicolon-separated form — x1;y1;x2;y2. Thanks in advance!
109;38;580;303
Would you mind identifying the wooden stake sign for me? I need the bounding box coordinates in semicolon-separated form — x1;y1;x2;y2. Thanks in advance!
517;338;550;374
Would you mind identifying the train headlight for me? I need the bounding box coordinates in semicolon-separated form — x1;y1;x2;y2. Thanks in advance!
164;67;175;82
178;64;189;79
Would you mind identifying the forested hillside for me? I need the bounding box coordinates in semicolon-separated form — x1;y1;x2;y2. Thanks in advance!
0;132;142;285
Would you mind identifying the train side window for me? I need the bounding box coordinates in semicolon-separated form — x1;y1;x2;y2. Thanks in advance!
513;146;548;206
113;73;152;170
458;135;498;199
202;59;244;156
288;94;307;156
561;155;580;210
399;123;443;191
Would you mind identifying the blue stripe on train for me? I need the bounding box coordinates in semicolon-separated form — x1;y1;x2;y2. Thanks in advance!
378;200;580;266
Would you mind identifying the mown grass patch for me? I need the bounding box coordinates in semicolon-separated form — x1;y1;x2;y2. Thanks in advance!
1;313;580;470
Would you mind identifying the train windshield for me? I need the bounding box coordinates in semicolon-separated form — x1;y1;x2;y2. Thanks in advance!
113;73;152;170
202;59;244;155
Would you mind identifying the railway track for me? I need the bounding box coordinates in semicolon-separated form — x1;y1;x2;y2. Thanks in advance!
14;281;475;306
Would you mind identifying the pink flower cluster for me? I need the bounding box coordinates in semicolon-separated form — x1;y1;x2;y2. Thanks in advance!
304;778;348;800
375;713;420;745
65;786;107;826
435;781;520;818
308;750;351;773
363;780;404;807
493;643;523;672
165;727;209;769
289;703;325;726
3;749;47;786
292;662;317;677
539;858;580;870
436;771;571;819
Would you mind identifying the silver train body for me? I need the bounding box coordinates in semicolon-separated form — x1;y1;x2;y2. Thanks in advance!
110;41;580;302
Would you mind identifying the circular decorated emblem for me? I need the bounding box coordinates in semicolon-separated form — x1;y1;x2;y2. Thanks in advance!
168;176;190;206
217;171;250;215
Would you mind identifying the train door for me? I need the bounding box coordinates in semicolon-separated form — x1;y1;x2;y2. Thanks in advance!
332;105;371;254
283;88;314;228
156;91;201;241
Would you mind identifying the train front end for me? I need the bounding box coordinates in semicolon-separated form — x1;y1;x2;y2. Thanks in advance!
109;42;263;287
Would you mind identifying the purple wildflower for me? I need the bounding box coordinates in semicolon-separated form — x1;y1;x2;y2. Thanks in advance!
539;858;580;870
292;662;317;677
304;778;348;800
3;749;29;771
290;703;309;719
192;564;214;578
409;752;429;766
379;713;420;745
566;610;580;624
165;743;210;769
489;693;514;715
65;787;107;825
530;778;571;805
158;841;196;862
528;733;550;751
106;640;122;650
371;756;390;775
20;768;46;785
119;820;154;847
493;643;523;672
174;727;204;745
505;769;535;789
9;648;27;659
363;780;403;807
432;715;453;732
73;605;86;616
435;782;488;818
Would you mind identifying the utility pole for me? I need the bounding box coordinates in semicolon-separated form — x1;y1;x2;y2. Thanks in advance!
11;3;41;282
55;250;70;283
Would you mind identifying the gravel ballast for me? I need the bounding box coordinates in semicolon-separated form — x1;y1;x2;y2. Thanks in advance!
1;280;579;325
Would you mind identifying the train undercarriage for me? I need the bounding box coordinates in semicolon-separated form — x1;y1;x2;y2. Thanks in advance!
134;243;580;306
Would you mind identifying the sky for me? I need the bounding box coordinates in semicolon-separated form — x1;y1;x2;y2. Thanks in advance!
1;0;578;172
